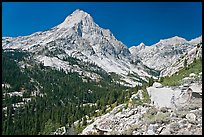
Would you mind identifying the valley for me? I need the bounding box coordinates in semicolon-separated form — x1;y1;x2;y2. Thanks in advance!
2;9;202;135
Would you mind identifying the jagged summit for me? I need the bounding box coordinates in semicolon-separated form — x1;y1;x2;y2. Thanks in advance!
168;36;187;41
57;9;94;29
138;42;146;48
157;36;187;45
136;42;146;50
2;8;202;86
160;36;186;41
129;35;202;71
70;9;91;19
72;9;88;14
129;42;146;55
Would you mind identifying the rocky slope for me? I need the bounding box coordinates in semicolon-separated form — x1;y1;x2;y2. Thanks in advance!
80;75;202;135
2;9;202;135
160;43;202;77
130;36;202;71
3;9;200;85
81;101;202;135
2;9;157;86
79;56;202;135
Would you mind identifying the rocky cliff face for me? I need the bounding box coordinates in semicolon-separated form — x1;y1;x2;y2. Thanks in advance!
2;9;156;86
2;10;201;84
130;36;202;72
160;43;202;77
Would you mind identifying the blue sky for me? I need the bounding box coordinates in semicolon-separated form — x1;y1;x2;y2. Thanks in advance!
2;2;202;47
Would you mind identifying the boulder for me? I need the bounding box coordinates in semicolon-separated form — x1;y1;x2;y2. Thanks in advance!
178;119;188;125
189;73;196;77
198;108;202;111
198;72;202;76
178;119;188;128
182;77;194;84
187;123;192;129
147;129;156;135
186;113;196;123
183;83;189;87
152;82;163;88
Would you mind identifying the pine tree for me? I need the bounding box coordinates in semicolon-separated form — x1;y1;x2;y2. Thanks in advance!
193;58;197;63
159;77;164;83
82;116;87;126
148;77;154;86
41;119;59;135
184;58;187;69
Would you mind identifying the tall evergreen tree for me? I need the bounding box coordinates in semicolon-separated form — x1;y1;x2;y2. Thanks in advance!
184;58;187;69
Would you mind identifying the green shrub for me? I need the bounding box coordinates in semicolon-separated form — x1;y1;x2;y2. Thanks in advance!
160;58;202;86
41;119;60;135
143;110;170;124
